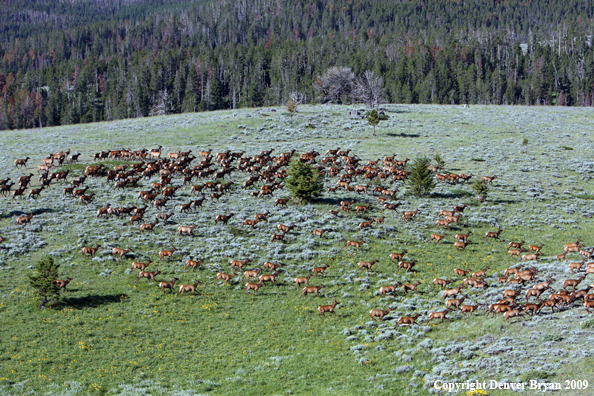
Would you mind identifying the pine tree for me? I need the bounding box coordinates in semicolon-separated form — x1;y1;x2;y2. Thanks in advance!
405;157;436;197
28;256;61;309
366;109;380;136
285;160;324;204
471;179;489;202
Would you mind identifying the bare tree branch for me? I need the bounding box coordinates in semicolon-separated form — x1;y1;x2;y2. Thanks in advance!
353;71;386;109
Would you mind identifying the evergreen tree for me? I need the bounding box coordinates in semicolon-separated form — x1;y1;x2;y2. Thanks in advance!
28;256;61;309
285;160;324;204
406;157;436;197
471;179;489;202
366;109;380;136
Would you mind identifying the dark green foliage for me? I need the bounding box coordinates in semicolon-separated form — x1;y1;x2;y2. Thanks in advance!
433;153;445;168
285;160;324;204
405;157;436;197
366;110;380;136
471;179;489;202
28;256;61;309
522;138;529;146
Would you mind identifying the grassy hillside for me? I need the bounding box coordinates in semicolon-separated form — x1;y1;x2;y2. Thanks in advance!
0;104;593;395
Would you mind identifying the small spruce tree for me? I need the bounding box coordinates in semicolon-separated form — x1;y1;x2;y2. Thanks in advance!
285;160;324;204
471;179;489;202
366;109;380;136
406;157;436;197
29;256;61;309
433;153;445;168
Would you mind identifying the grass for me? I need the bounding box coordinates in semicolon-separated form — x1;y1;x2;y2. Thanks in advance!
1;104;594;394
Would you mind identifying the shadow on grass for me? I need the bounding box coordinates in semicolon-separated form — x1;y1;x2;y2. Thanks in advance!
0;207;57;219
59;293;128;309
385;133;420;138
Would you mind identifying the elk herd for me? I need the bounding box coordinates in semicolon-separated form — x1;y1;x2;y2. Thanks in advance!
3;144;594;331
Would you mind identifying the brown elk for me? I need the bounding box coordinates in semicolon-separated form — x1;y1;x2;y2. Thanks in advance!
564;275;586;291
230;258;251;270
277;224;296;234
263;261;283;271
438;209;456;217
584;300;594;313
443;286;464;299
374;217;385;224
564;239;583;250
508;248;527;258
80;194;95;204
16;213;34;225
300;284;325;297
454;241;470;251
112;248;133;259
358;260;378;271
185;259;202;270
569;260;585;273
178;280;202;295
445;295;466;309
453;268;469;277
311;229;326;239
460;304;481;315
274;198;289;207
295;274;311;288
426;308;452;324
504;307;524;322
564;244;584;254
482;175;497;183
529;243;544;253
430;232;446;243
216;272;238;284
346;240;364;248
485;303;516;318
156;213;174;222
135;267;161;283
140;221;158;233
520;252;543;262
484;229;502;240
379;283;401;295
215;213;235;224
369;308;392;321
177;225;197;236
507;240;525;249
243;268;262;281
312;265;330;277
131;260;152;272
432;278;454;288
82;245;101;256
389;250;408;262
580;249;593;260
472;267;490;278
159;248;177;260
358;221;373;231
435;219;452;228
271;234;285;242
129;214;144;224
396;314;421;326
14;157;30;168
158;278;179;293
525;288;545;301
355;204;371;213
259;270;281;286
383;203;402;211
254;211;270;222
319;299;339;317
402;210;419;220
397;260;418;273
54;278;73;291
402;281;421;293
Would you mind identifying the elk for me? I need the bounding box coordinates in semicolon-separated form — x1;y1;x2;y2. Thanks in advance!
396;314;421;326
584;300;594;313
472;267;490;278
504;307;524;322
140;221;159;233
243;268;262;281
300;284;325;297
271;234;285;242
369;308;392;321
254;211;270;222
438;209;456;217
383;203;402;211
274;198;289;207
132;260;152;272
508;248;527;258
53;278;73;291
135;267;161;283
397;260;418;273
14;157;30;168
482;175;497;183
402;281;421;293
485;303;516;318
82;245;101;256
216;272;238;284
564;275;586;292
358;260;378;271
432;278;454;288
311;229;326;238
312;264;330;277
178;280;202;295
443;286;464;299
159;248;177;260
112;247;133;259
389;250;407;262
445;295;466;309
564;239;583;250
355;204;371;213
454;241;470;251
569;260;585;273
564;244;584;254
580;249;593;260
379;283;401;295
185;259;202;270
520;252;543;262
529;243;545;253
346;240;364;248
460;304;481;315
230;258;251;270
156;212;174;222
430;232;446;243
426;308;452;325
177;225;197;236
16;213;34;225
80;194;95;204
158;278;179;293
435;219;452;228
245;281;264;295
215;213;235;224
402;210;419;220
319;299;339;317
525;288;545;301
374;217;385;224
295;274;311;288
453;268;469;277
259;270;281;286
484;229;502;240
508;240;525;249
277;224;296;234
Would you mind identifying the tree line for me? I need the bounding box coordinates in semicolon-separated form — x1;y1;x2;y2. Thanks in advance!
1;0;594;130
